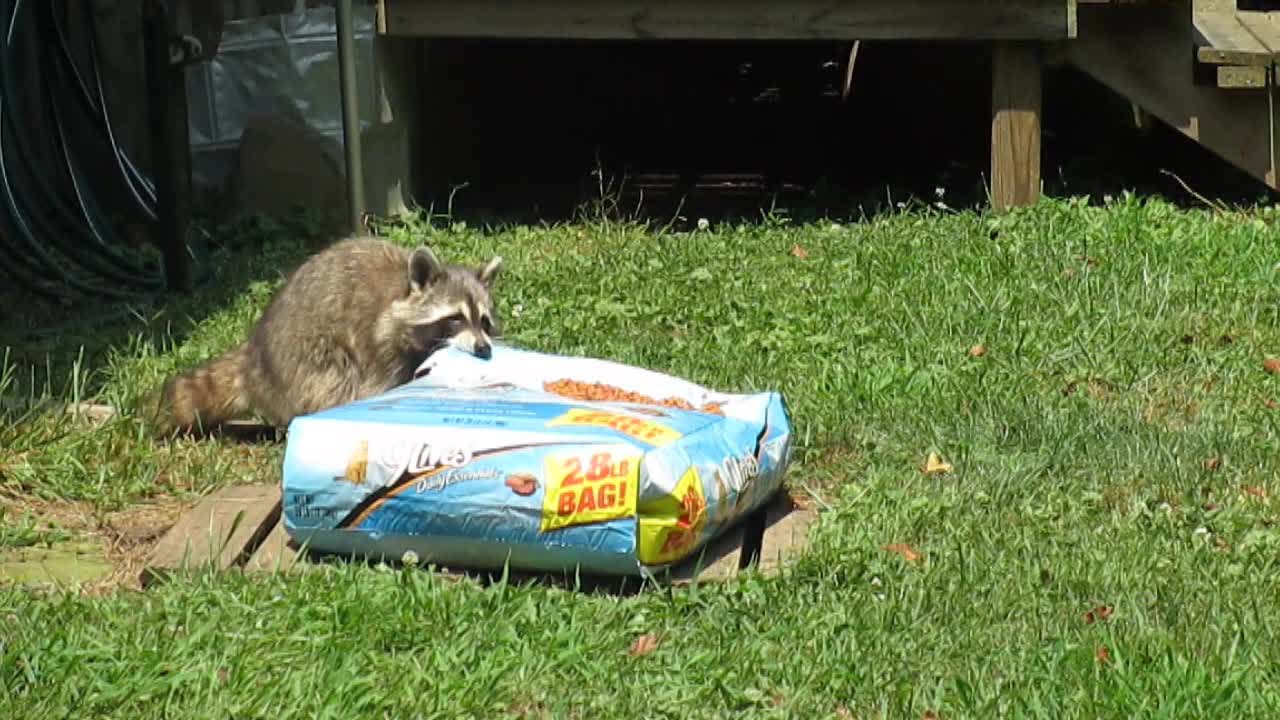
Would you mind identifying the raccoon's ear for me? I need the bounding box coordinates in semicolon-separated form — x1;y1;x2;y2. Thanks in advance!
477;256;503;287
408;247;443;292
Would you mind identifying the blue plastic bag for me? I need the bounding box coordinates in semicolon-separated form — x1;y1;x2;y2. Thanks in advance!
281;344;793;576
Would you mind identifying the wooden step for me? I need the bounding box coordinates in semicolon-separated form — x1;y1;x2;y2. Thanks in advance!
1195;11;1271;65
140;482;818;591
1194;8;1280;88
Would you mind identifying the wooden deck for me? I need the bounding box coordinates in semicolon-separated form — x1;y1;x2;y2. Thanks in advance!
346;0;1280;225
364;0;1074;214
143;1;1279;277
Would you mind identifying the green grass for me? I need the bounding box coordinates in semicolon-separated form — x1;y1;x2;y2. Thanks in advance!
0;508;71;550
5;195;1280;717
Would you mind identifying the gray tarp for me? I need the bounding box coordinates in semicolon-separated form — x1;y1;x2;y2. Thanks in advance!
186;0;378;200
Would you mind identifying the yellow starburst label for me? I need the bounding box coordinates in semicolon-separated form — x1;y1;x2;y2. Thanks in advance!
539;446;641;533
547;408;683;447
637;466;708;566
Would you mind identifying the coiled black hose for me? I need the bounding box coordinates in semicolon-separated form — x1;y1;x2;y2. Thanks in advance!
80;2;161;221
51;0;158;218
0;0;209;304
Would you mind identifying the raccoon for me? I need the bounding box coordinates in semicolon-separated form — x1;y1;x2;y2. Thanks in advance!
149;236;502;436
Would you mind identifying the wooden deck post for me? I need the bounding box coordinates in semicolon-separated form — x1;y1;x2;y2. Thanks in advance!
362;32;421;217
991;42;1043;211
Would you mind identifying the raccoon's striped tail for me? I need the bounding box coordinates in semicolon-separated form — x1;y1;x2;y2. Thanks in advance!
147;344;253;438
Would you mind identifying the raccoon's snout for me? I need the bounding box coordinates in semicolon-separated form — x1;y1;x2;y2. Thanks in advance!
445;332;492;359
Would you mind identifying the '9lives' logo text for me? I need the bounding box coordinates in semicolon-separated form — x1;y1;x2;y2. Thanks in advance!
377;438;473;483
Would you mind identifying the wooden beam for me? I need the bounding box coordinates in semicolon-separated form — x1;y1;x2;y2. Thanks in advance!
243;518;304;574
991;42;1043;211
378;0;1076;41
360;28;423;217
1217;65;1269;90
754;491;818;577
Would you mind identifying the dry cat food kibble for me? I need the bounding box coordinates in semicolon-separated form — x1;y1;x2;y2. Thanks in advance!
543;379;726;415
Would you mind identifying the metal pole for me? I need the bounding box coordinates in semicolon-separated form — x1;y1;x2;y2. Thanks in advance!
336;0;366;235
142;0;193;294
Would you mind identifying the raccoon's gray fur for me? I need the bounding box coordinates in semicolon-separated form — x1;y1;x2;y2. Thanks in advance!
150;236;502;436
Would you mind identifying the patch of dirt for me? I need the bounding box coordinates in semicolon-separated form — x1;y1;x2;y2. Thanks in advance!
1139;385;1204;432
0;490;189;594
797;445;865;503
1062;378;1112;400
93;500;189;594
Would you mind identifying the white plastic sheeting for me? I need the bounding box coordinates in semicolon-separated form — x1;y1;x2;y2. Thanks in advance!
185;0;379;198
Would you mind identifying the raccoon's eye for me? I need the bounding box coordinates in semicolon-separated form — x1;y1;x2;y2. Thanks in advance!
481;316;494;333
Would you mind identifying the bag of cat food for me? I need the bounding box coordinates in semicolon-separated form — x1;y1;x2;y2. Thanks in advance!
280;344;793;577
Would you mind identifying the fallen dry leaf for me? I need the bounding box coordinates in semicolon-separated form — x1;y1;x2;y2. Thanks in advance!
1265;358;1280;375
922;452;953;475
968;344;987;358
627;633;662;657
790;244;809;259
883;543;923;564
1265;398;1279;410
1243;485;1269;500
922;712;941;720
1083;605;1114;624
1095;645;1111;665
788;492;819;512
1203;457;1222;472
1203;502;1221;512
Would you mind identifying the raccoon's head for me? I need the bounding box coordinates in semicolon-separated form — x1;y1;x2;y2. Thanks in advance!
390;246;503;360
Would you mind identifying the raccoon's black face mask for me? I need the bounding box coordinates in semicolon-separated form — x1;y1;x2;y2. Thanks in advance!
398;247;502;360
